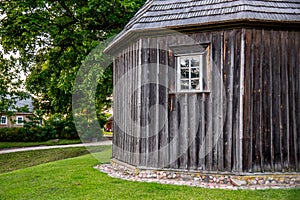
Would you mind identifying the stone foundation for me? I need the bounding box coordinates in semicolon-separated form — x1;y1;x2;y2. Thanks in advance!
95;159;300;190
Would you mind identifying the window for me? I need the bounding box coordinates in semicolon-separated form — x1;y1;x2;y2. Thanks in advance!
171;44;210;93
16;116;23;125
178;54;208;91
1;116;7;125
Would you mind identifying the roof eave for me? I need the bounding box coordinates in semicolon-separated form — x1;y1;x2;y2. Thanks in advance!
104;18;300;55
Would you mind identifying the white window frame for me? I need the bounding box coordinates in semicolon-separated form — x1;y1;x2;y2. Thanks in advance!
1;116;7;125
16;116;24;125
170;43;210;94
176;53;203;92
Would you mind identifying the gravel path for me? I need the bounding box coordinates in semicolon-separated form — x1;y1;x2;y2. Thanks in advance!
0;140;112;154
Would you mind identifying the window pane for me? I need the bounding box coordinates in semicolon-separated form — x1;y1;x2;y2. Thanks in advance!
180;80;189;90
1;117;6;124
191;56;200;67
176;50;209;92
191;79;200;90
181;68;189;79
17;117;23;124
191;68;199;78
180;57;189;68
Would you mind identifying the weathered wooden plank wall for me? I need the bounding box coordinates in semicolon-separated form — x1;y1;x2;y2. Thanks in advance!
112;28;300;173
243;29;300;172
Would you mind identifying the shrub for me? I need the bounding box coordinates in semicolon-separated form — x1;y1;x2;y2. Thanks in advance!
0;128;29;142
0;115;80;142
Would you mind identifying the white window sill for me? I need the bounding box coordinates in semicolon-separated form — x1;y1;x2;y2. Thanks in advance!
169;90;210;94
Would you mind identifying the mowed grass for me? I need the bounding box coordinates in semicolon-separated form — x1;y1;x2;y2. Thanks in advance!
0;139;82;150
0;146;299;200
0;146;106;173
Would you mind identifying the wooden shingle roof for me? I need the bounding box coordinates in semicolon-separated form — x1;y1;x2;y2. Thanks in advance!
129;0;300;30
106;0;300;52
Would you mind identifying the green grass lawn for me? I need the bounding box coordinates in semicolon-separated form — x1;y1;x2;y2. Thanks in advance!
0;146;106;173
0;146;299;200
0;139;82;150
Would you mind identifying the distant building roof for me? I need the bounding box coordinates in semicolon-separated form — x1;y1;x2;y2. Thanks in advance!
106;0;300;53
15;97;34;113
5;95;34;113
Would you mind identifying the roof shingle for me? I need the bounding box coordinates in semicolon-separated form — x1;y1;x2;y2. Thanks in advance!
106;0;300;52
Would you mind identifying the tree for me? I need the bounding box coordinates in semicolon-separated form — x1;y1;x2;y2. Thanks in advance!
0;0;146;118
0;54;27;117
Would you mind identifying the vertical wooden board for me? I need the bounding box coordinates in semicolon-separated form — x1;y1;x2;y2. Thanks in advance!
158;37;169;168
205;93;213;171
122;50;127;163
210;32;222;171
232;29;241;172
252;29;262;172
203;33;214;171
295;31;300;170
114;56;121;159
137;39;143;166
239;29;245;172
132;42;138;166
234;29;243;172
198;94;206;170
129;44;134;165
124;45;129;164
115;54;121;161
168;61;176;91
113;57;120;160
117;54;123;161
112;58;117;159
271;30;282;171
118;52;123;162
139;41;145;166
168;94;174;168
126;47;130;164
243;29;253;172
178;94;188;169
223;30;234;171
139;37;150;167
277;31;284;172
137;40;142;166
134;42;139;166
122;49;127;163
188;94;198;170
124;47;130;164
147;37;158;167
259;30;265;172
167;35;178;168
145;38;151;167
287;31;297;171
168;35;176;92
261;30;272;171
130;44;135;165
280;31;290;170
128;46;133;164
219;32;225;171
167;95;172;168
134;40;141;166
269;31;275;172
126;45;130;164
169;94;180;168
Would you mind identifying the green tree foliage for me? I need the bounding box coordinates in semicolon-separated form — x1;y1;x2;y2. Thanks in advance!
0;54;27;116
0;0;146;118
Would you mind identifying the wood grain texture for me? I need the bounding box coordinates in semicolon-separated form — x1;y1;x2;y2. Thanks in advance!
112;29;300;173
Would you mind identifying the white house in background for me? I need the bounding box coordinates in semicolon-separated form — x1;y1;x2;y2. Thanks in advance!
0;97;34;128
